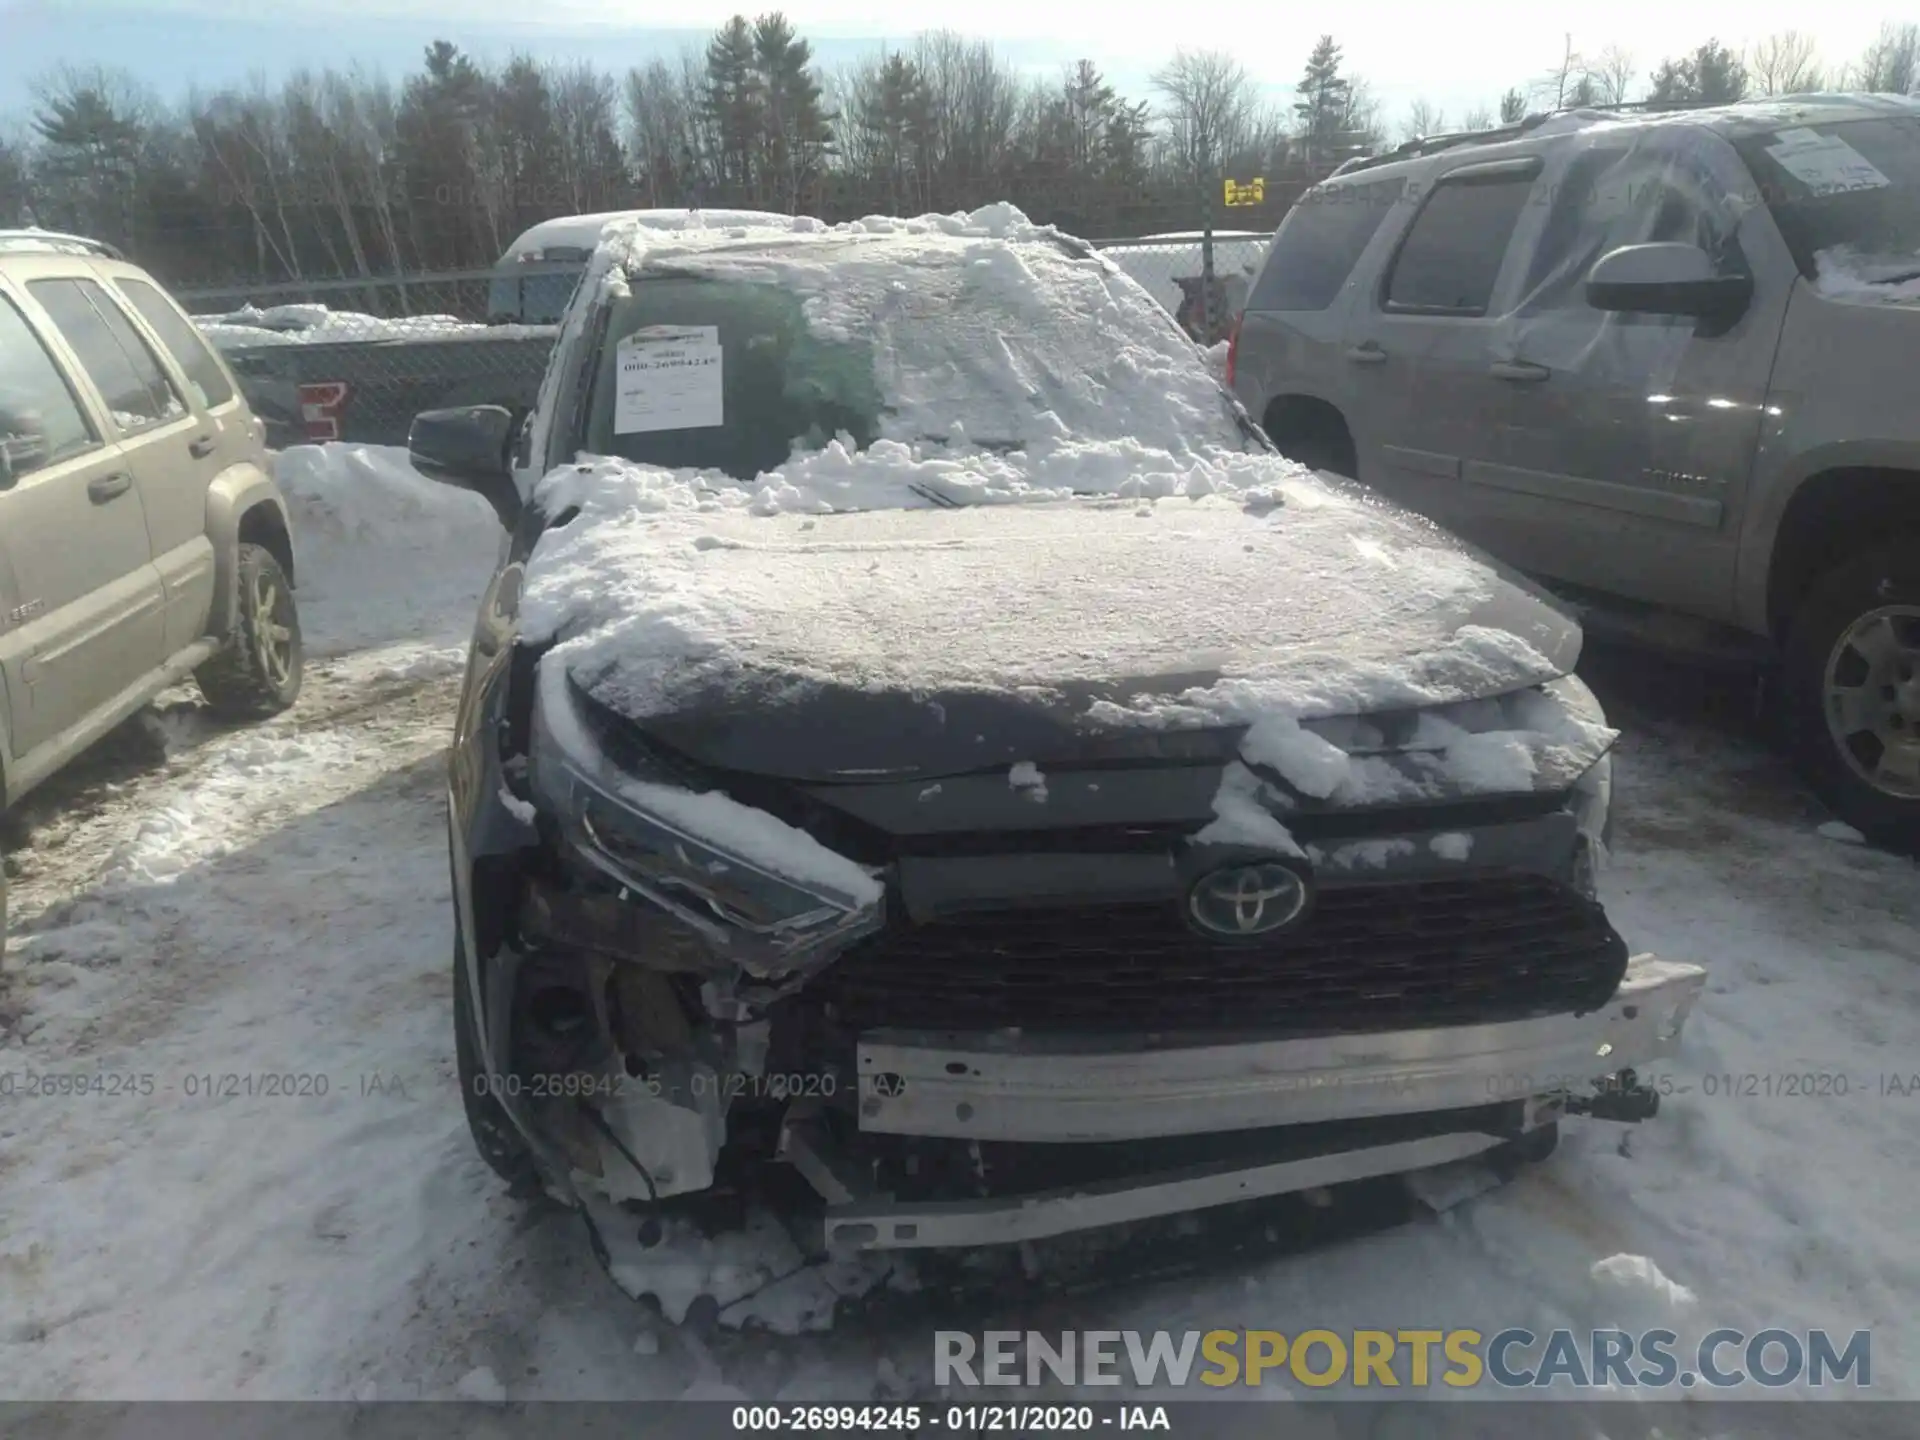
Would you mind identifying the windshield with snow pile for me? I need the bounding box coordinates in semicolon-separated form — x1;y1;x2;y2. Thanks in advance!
578;235;1252;483
1736;117;1920;284
583;277;884;479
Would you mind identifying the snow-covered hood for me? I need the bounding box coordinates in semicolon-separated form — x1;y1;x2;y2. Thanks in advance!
524;454;1585;786
1812;247;1920;306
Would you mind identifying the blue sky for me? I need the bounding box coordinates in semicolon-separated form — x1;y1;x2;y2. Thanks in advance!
0;0;1899;135
0;2;1106;113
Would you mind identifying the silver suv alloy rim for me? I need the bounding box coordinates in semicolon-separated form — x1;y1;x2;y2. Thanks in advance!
1823;604;1920;799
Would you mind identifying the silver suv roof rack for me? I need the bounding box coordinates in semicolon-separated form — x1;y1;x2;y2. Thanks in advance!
0;229;127;261
1331;96;1768;178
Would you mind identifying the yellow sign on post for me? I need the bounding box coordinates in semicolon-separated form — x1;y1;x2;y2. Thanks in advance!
1223;177;1266;207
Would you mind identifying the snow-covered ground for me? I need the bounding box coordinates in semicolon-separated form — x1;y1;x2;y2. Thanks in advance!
1;445;1917;1407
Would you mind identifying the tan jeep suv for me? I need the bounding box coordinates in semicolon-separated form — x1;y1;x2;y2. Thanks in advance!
1;231;303;935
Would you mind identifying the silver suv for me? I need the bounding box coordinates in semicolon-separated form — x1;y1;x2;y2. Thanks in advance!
1232;95;1920;848
1;232;303;930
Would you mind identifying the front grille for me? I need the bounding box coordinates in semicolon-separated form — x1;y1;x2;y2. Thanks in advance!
820;873;1627;1034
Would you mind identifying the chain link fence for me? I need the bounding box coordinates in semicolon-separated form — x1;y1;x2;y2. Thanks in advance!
184;233;1274;448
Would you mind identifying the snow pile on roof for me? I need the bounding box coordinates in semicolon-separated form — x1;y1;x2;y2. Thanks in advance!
1812;246;1920;304
501;207;814;258
527;202;1241;474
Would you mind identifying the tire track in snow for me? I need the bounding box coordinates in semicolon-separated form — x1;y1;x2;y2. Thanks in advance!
3;657;462;934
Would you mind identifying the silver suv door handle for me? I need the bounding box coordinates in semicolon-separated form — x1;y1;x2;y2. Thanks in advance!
188;435;216;458
1490;360;1550;383
88;472;133;504
1345;343;1388;366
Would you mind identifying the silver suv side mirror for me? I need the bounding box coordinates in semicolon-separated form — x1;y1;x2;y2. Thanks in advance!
1586;243;1754;330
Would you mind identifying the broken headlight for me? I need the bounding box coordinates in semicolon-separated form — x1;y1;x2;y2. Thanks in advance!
1551;674;1615;899
526;658;885;971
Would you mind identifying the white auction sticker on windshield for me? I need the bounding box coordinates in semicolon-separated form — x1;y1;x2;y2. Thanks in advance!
1765;132;1889;196
613;326;723;434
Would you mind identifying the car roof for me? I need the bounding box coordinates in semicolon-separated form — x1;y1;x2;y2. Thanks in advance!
605;226;1101;282
1131;230;1270;242
0;229;128;263
1326;91;1920;186
499;209;807;262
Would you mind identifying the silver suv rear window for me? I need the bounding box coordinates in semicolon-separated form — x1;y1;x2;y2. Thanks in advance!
1383;172;1536;315
1247;179;1403;312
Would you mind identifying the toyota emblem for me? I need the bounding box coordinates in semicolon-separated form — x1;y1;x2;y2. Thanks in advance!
1187;861;1312;938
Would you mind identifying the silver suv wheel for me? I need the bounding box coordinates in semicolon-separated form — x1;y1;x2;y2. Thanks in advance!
1822;604;1920;799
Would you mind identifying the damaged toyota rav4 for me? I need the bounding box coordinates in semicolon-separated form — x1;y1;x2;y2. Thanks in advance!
408;207;1705;1282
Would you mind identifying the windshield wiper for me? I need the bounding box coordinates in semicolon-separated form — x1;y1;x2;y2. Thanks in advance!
908;481;962;509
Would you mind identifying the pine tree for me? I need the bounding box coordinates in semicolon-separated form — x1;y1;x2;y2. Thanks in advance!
0;136;31;226
1062;60;1116;176
751;12;832;212
31;78;145;243
488;56;562;237
394;40;489;268
1693;41;1749;102
853;52;929;213
1293;36;1352;169
1104;97;1152;189
1648;40;1749;104
704;17;762;194
1498;87;1528;123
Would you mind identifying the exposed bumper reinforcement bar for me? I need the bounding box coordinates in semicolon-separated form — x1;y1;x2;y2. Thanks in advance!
855;953;1703;1143
816;1130;1505;1251
805;953;1702;1251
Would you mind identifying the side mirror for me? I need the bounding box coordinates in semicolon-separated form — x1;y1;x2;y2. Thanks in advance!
1585;243;1753;330
409;405;521;529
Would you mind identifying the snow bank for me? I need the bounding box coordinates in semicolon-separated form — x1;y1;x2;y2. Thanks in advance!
1812;246;1920;304
273;443;503;657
